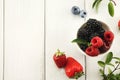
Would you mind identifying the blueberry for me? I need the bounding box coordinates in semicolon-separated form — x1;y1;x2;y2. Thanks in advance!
80;10;87;18
71;6;80;15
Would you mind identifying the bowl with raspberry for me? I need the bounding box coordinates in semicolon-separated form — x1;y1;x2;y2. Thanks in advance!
72;19;114;57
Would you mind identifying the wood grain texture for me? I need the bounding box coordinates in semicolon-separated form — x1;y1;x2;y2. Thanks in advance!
0;0;3;80
4;0;44;80
0;0;119;80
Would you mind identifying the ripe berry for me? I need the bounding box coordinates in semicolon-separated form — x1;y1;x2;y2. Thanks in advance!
77;28;89;41
65;57;84;79
71;6;80;15
80;10;87;18
53;49;66;68
86;19;102;31
91;36;103;48
89;33;99;41
104;31;114;43
118;20;120;29
79;44;88;51
99;41;110;53
85;46;100;56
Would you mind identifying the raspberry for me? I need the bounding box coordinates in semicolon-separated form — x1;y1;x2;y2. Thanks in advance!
91;36;103;48
118;20;120;28
85;46;100;56
104;31;114;43
99;41;110;53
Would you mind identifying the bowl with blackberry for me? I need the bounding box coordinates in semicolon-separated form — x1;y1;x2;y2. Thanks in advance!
72;19;114;57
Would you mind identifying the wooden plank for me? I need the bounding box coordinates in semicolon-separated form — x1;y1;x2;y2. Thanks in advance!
85;0;120;80
0;0;3;79
4;0;44;80
46;0;86;80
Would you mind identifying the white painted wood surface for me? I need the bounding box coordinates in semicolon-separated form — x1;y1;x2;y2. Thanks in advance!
4;0;44;80
0;0;119;80
0;0;3;80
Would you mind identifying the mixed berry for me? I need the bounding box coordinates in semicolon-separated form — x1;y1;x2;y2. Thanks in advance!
76;19;114;56
53;50;84;79
71;6;87;18
71;6;80;15
80;10;87;18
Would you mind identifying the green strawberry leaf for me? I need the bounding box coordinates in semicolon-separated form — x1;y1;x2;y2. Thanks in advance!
99;69;104;75
95;0;102;12
108;74;116;80
92;0;98;8
108;67;112;74
115;61;120;64
72;72;84;79
107;63;115;68
72;38;89;45
105;52;113;64
92;0;102;11
98;61;105;67
108;1;114;17
113;57;120;61
115;74;120;80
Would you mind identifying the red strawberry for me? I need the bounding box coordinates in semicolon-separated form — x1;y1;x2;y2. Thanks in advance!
53;49;66;68
118;20;120;29
104;31;114;43
65;57;84;79
99;41;110;53
85;46;100;56
91;36;103;48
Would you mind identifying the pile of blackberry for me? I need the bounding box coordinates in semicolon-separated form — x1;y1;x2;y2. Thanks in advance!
77;19;105;51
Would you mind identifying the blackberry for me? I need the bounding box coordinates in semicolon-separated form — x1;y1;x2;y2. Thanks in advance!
87;19;97;24
85;19;105;39
89;33;99;41
84;25;94;35
97;28;105;39
77;28;89;41
78;44;88;51
86;19;103;32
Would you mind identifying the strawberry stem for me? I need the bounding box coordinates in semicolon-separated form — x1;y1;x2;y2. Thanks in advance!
73;72;84;80
55;49;64;57
57;49;60;53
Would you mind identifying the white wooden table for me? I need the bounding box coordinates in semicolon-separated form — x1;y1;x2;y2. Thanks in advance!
0;0;120;80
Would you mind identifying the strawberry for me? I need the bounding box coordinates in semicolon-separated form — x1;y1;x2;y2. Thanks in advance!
85;46;100;56
65;57;84;79
53;49;66;68
91;36;103;48
104;31;114;43
118;20;120;29
99;41;110;53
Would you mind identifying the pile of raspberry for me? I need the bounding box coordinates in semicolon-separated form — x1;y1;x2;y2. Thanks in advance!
77;19;114;56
